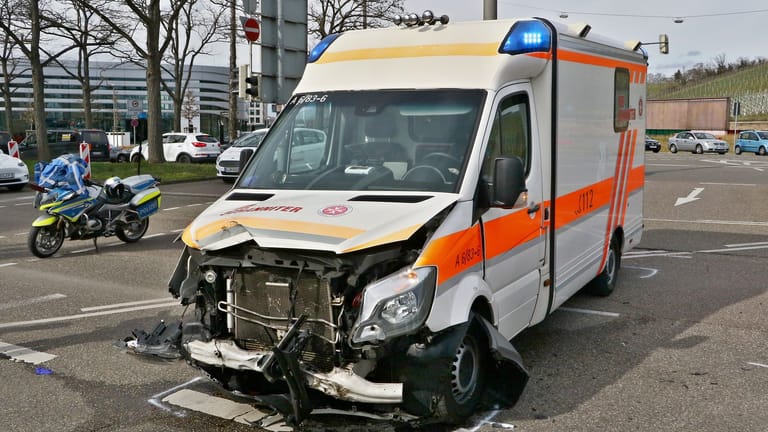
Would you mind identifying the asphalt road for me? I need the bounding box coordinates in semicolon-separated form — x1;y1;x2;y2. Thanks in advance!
0;154;767;431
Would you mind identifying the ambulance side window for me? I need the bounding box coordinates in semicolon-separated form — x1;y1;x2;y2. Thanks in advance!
614;68;630;132
482;93;531;181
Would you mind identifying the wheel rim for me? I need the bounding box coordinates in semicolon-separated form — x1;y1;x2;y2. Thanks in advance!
670;144;676;153
761;147;766;155
605;248;616;284
696;145;703;154
735;146;741;154
35;226;63;255
450;335;480;404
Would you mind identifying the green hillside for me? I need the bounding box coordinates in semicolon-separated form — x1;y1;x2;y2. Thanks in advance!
648;62;768;120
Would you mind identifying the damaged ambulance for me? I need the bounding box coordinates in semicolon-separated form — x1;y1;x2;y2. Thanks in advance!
167;13;654;426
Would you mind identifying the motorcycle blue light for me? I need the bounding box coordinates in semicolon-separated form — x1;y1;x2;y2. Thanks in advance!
308;33;341;63
499;20;552;55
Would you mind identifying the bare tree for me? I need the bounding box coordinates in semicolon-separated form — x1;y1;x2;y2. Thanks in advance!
44;0;121;129
161;0;228;132
77;0;189;163
308;0;404;40
0;0;78;160
0;33;25;134
181;89;199;132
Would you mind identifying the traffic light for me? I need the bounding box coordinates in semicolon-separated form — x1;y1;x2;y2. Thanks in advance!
245;75;260;100
659;34;669;54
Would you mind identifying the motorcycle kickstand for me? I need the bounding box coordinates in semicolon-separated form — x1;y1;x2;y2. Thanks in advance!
93;237;99;253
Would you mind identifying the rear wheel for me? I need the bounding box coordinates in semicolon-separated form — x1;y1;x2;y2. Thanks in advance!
586;237;620;296
28;224;65;258
177;154;192;163
116;218;149;243
735;145;742;155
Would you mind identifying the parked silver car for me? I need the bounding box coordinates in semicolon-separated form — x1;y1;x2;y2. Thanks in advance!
668;131;728;154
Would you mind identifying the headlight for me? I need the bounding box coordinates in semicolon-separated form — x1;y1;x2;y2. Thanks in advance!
351;266;436;344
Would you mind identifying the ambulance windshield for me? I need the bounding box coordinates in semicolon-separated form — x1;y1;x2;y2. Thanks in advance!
237;89;485;193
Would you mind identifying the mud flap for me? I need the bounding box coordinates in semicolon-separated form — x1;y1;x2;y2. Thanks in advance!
475;315;529;407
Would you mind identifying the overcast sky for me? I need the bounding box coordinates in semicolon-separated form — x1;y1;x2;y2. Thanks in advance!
403;0;768;76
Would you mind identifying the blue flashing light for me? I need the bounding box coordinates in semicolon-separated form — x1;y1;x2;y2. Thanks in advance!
308;33;342;63
499;20;552;56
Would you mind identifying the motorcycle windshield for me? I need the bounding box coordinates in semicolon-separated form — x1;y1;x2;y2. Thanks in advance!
236;89;486;194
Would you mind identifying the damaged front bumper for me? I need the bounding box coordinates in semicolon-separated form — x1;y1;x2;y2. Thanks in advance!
186;339;403;404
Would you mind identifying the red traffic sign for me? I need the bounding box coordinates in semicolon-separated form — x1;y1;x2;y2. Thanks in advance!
131;118;139;128
244;17;260;42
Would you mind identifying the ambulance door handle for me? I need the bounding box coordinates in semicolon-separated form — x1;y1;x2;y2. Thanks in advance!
527;202;540;215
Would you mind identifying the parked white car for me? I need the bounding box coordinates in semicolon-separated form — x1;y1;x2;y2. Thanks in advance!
0;153;29;191
130;132;221;163
216;128;268;182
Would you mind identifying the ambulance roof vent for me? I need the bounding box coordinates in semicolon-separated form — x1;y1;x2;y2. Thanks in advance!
499;20;552;56
393;10;449;27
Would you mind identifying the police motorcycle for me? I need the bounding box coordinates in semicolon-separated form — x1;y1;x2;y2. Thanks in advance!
28;155;161;258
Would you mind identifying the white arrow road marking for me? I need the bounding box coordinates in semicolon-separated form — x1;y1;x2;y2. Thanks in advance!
675;187;704;206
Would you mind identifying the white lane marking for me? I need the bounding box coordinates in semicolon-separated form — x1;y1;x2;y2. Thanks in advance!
0;301;180;329
71;247;96;254
622;265;658;279
81;297;176;312
0;262;18;268
559;307;620;318
0;293;67;311
171;228;185;233
647;163;694;167
142;233;165;239
455;410;516;432
162;388;283;427
14;232;26;236
14;203;29;206
0;196;33;204
747;362;768;368
700;182;755;186
163;207;180;211
699;245;768;254
0;206;4;209
623;251;692;259
0;342;56;365
645;218;768;227
186;203;202;207
148;377;204;417
675;187;704;206
0;235;5;239
725;241;768;248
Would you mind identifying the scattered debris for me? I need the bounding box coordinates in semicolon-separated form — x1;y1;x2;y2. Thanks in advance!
116;319;182;360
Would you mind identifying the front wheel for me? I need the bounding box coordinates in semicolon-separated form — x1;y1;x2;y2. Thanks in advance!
432;323;487;424
28;224;65;258
760;146;767;156
694;144;703;154
116;218;149;243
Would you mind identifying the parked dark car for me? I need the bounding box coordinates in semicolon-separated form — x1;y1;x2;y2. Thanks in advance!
19;129;111;161
644;136;661;153
0;131;12;155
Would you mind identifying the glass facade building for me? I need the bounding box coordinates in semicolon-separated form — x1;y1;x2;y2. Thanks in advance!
0;60;261;143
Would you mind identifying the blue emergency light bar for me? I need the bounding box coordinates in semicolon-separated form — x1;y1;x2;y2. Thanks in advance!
308;33;341;63
499;20;552;55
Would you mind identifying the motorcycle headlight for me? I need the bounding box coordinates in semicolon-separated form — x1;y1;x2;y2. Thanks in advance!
351;266;436;344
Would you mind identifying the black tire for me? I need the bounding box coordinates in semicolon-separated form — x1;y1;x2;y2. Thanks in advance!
130;154;143;163
760;146;767;156
117;154;128;163
222;177;235;184
653;148;660;153
28;224;65;258
116;218;149;243
8;183;26;191
177;154;192;163
586;237;621;297
669;144;678;153
431;323;487;424
694;144;703;154
735;145;742;155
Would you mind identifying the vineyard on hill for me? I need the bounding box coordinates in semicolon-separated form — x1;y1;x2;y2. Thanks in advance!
648;61;768;120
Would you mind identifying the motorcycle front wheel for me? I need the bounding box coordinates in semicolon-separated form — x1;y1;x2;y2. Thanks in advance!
28;224;65;258
116;218;149;243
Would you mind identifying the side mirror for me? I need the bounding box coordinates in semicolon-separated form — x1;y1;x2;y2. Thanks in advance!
239;148;254;172
492;156;527;208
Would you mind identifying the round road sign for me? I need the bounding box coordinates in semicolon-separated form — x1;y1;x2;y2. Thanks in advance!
244;17;260;43
131;118;139;128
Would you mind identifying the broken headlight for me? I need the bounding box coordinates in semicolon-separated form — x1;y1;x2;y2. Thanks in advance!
351;266;436;344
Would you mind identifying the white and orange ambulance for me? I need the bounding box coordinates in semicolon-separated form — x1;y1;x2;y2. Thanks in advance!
168;13;651;425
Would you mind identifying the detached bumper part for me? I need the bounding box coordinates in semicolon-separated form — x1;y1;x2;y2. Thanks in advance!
185;339;404;404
